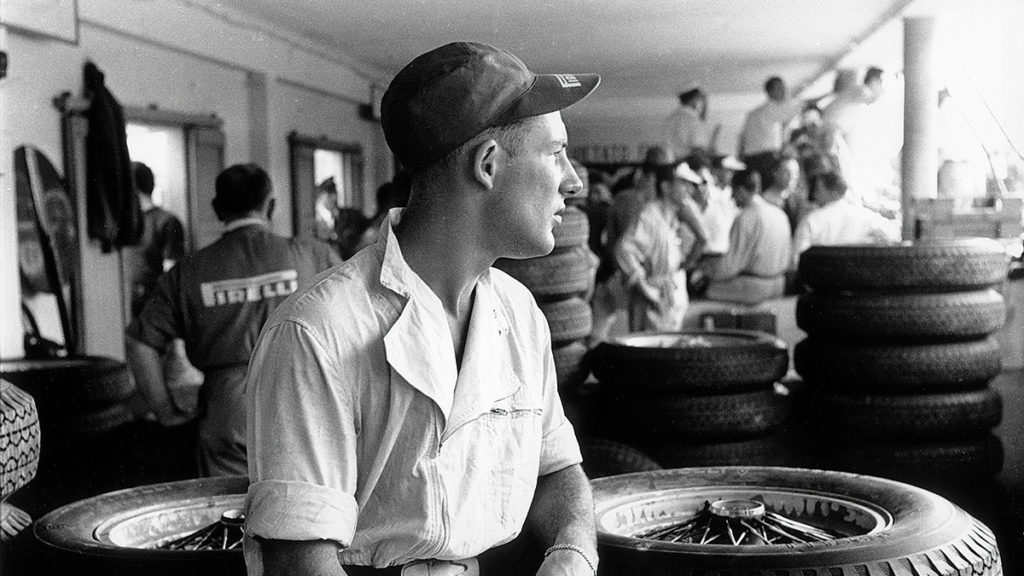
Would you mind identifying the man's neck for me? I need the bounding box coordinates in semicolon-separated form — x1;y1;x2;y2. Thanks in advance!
393;203;487;317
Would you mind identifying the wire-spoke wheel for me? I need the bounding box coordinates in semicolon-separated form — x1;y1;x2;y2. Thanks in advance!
592;466;1001;575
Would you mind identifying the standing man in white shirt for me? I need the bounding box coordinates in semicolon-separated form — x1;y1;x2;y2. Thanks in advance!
663;86;717;162
243;41;600;576
737;76;803;188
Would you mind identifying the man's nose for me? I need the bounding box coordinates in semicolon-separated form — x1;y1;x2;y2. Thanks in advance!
561;164;584;198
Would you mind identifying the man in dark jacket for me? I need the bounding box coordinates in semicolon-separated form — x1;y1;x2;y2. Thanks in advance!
126;164;341;476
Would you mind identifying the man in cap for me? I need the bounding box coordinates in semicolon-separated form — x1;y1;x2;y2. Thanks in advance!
589;146;671;342
615;162;707;332
126;163;341;477
243;42;600;576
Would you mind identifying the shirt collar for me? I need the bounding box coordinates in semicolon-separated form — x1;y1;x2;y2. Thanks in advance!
224;216;269;233
376;208;515;423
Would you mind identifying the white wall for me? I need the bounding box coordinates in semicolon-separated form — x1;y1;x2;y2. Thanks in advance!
565;93;764;165
0;0;389;360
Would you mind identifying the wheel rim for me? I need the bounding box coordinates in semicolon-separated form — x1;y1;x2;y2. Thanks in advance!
94;495;245;549
599;486;891;546
35;476;248;559
606;330;784;350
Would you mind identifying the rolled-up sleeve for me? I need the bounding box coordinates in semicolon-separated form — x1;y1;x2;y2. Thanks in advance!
244;319;359;546
537;329;582;476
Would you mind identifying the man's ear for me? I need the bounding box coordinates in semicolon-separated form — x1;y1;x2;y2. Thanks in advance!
266;197;276;221
472;139;500;190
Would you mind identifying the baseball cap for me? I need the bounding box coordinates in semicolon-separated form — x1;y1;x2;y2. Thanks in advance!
381;41;600;173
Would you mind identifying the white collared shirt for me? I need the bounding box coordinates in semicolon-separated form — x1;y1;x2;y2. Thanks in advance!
738;99;802;156
792;198;899;268
243;209;581;568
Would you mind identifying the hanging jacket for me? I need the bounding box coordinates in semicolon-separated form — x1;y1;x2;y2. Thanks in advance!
83;61;142;252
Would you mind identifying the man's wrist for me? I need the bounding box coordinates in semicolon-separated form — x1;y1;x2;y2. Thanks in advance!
543;543;597;575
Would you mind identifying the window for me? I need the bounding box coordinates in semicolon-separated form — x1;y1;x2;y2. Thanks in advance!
289;132;365;241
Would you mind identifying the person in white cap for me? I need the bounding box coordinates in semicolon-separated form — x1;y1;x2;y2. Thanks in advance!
243;42;600;576
616;162;707;332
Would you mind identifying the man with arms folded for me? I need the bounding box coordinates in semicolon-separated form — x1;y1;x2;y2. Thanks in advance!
243;42;601;576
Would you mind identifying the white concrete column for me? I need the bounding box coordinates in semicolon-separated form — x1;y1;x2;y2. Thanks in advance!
901;16;939;240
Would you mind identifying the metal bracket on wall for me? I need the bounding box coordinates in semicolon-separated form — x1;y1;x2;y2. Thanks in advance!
52;91;91;116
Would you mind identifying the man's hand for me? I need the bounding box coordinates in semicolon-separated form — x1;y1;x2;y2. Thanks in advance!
536;547;596;576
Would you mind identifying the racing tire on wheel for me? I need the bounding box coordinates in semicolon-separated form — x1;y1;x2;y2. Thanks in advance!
580;438;661;479
794;336;1002;392
796;289;1006;342
34;476;248;576
592;330;789;394
797;239;1008;292
591;466;1002;576
604;387;790;442
817;388;1002;441
824;434;1005;484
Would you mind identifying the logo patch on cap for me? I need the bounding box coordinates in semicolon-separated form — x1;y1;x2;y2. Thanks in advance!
554;74;581;88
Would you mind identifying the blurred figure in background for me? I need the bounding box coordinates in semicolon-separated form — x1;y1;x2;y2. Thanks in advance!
664;86;718;162
124;161;184;319
313;177;340;242
126;163;340;477
357;171;411;253
792;170;898;270
616;163;707;332
702;169;791;305
591;147;674;341
737;76;803;188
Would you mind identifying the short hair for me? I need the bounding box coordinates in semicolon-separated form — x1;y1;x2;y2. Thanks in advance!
864;66;884;85
653;164;680;196
132;162;155;196
678;88;704;105
816;171;848;195
212;163;272;219
683;151;712;173
764;76;784;94
410;118;532;186
733;169;761;193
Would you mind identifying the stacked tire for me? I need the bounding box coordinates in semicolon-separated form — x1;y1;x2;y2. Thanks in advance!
795;240;1009;484
495;206;596;396
590;330;793;469
1;380;41;542
0;357;136;514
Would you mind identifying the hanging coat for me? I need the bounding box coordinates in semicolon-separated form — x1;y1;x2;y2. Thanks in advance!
83;61;142;252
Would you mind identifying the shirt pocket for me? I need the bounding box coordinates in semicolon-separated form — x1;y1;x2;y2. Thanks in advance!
478;400;544;528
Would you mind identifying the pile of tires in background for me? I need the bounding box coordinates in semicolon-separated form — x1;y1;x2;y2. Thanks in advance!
795;239;1009;484
587;329;792;474
494;206;596;394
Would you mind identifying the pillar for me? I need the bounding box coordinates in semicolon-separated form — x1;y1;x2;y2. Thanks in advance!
901;16;939;240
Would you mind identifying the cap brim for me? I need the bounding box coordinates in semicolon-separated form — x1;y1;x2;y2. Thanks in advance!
499;73;600;123
674;162;704;185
